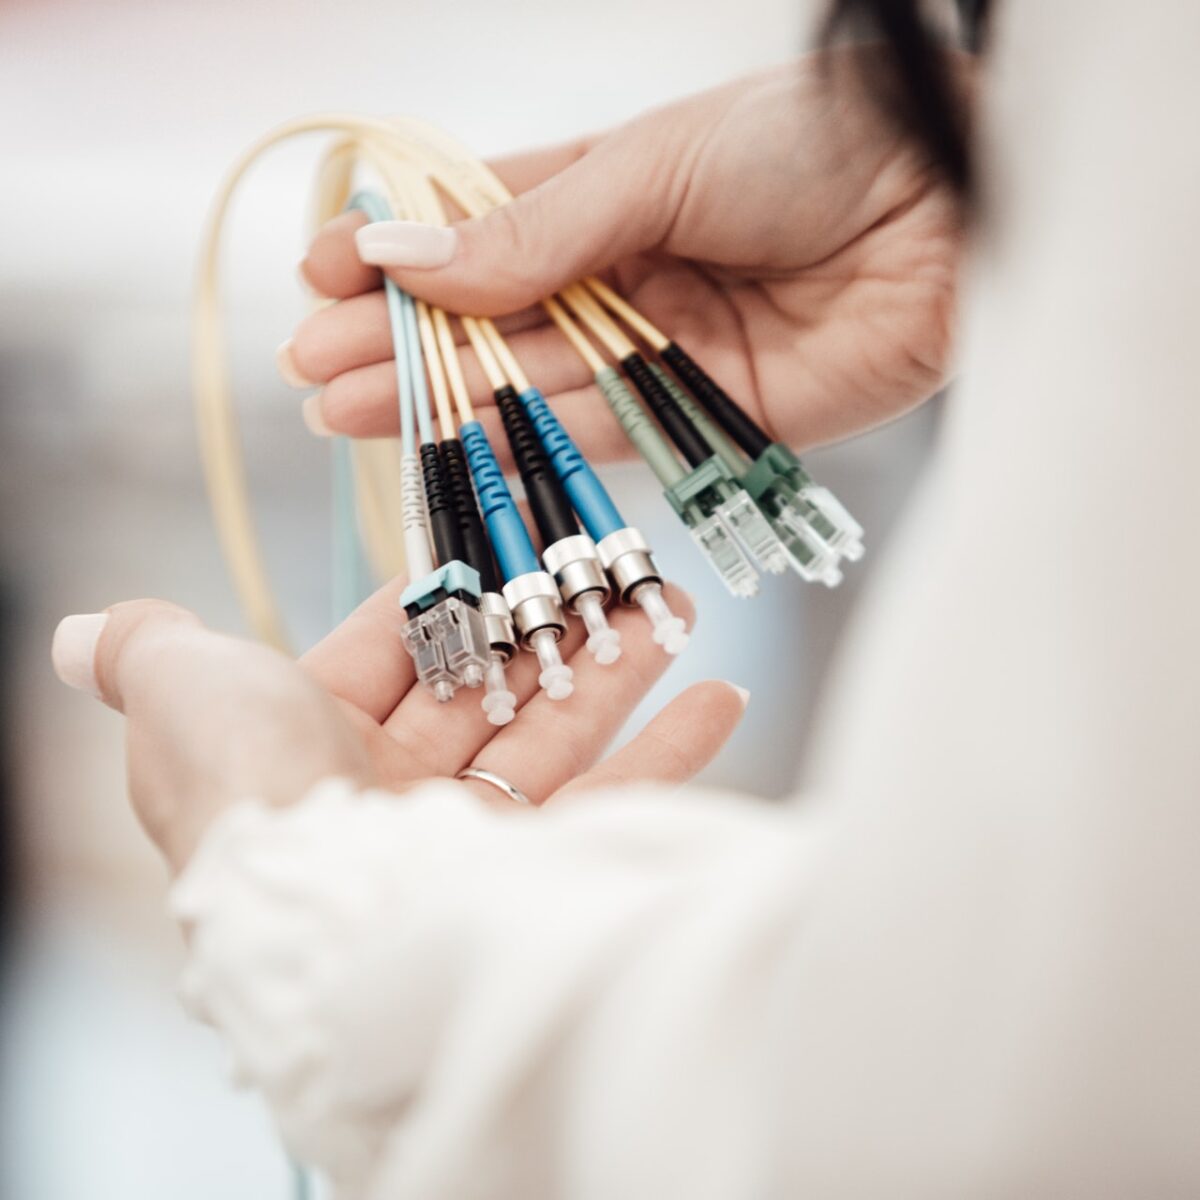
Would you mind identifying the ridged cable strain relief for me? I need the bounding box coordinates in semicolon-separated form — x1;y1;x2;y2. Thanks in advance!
620;352;712;469
420;441;463;565
460;421;540;580
494;385;578;547
400;451;427;539
648;361;745;476
660;342;771;458
441;438;500;594
520;387;624;541
594;367;685;487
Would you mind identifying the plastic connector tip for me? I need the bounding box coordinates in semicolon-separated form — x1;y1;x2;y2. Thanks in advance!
576;591;622;666
587;629;622;665
531;628;574;700
481;655;517;726
634;583;690;656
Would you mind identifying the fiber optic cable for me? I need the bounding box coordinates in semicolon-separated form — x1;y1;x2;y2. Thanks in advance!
350;190;492;702
408;293;517;721
558;286;784;594
356;161;523;717
454;315;573;699
193;110;866;716
584;278;863;584
384;169;571;705
471;320;622;666
364;117;863;589
480;311;687;655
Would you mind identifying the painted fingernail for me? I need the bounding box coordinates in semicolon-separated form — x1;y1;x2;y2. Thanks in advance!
354;221;458;269
302;392;333;437
728;683;751;709
52;613;109;698
276;340;316;388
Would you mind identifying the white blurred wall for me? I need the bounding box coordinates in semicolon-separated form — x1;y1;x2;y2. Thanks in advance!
0;2;935;1196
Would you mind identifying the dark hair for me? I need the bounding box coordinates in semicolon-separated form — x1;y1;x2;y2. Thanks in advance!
825;0;993;194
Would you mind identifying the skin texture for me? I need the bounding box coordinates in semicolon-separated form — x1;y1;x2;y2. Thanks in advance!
290;54;964;464
60;52;967;871
83;584;744;873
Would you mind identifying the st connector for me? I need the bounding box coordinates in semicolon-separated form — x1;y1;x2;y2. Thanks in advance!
542;533;621;666
501;570;574;701
399;562;491;703
740;444;865;586
596;526;689;655
478;591;518;726
663;456;784;598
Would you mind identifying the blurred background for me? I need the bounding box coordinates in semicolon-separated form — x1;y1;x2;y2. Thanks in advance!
0;0;935;1194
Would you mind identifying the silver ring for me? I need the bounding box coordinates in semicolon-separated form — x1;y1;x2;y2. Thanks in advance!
455;766;531;806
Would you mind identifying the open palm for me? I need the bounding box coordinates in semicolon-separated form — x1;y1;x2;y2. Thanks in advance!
79;580;742;872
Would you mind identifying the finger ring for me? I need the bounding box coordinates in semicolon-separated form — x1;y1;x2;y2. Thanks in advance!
455;766;532;806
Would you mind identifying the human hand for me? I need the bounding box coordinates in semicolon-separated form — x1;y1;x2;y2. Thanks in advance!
51;583;744;873
283;52;964;462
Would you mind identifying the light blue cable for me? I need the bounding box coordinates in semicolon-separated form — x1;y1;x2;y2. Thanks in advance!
399;289;435;445
347;191;421;456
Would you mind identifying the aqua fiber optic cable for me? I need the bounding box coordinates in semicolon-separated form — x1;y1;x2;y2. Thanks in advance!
349;192;495;707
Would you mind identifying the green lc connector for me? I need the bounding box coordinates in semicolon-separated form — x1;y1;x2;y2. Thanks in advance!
649;362;863;587
741;443;865;587
663;455;791;587
595;366;765;598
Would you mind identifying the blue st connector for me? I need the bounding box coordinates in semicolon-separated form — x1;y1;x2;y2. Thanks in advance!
460;419;574;699
519;386;688;656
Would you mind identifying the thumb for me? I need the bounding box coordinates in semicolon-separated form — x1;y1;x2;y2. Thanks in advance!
52;601;372;870
355;136;680;316
52;600;201;711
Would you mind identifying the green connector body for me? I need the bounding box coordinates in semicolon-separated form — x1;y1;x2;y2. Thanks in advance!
663;455;789;594
740;443;864;583
662;455;739;525
595;366;684;487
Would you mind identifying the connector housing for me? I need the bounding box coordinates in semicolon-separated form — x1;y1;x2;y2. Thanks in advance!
502;570;568;646
479;590;518;661
596;526;662;604
663;456;788;596
542;533;609;608
399;561;490;700
740;443;864;584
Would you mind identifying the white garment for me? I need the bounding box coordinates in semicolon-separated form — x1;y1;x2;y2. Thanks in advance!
172;2;1200;1195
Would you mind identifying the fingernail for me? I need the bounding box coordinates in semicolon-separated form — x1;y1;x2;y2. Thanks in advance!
728;683;751;709
302;392;333;437
354;221;458;269
52;613;109;698
276;340;316;388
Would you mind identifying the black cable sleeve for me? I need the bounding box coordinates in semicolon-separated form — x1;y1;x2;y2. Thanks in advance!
441;438;500;593
619;352;713;468
494;384;579;547
660;342;771;459
420;441;464;566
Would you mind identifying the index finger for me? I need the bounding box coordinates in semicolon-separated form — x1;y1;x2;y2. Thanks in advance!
298;135;598;301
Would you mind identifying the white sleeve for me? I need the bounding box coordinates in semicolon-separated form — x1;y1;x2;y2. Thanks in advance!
170;777;823;1200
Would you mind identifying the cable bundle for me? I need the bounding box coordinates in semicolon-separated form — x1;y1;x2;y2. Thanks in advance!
193;114;864;718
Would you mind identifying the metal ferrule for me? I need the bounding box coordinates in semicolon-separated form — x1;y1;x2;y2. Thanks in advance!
542;533;609;608
502;570;567;645
597;527;661;605
479;591;518;661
